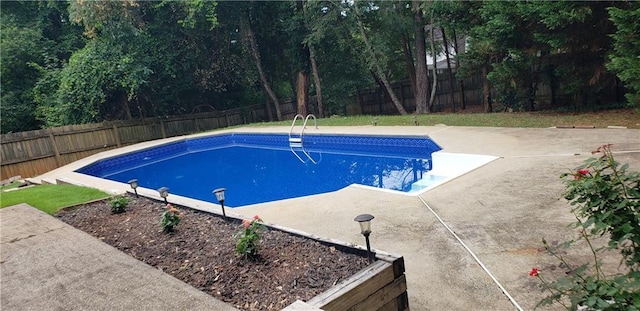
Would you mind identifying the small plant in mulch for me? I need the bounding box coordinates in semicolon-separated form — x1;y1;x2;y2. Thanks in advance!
109;195;130;214
235;215;267;260
160;204;183;232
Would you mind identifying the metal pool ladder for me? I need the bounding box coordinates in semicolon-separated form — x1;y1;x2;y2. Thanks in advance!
288;114;320;164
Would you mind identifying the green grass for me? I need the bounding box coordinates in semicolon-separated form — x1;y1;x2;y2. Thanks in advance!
247;108;638;129
0;184;109;214
0;181;22;191
1;109;635;216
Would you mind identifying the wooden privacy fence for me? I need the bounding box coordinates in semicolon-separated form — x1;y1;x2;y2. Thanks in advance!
353;69;589;115
1;101;301;179
354;70;485;115
1;72;497;180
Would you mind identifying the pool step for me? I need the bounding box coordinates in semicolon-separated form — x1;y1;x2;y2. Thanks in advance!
409;151;499;193
289;137;302;144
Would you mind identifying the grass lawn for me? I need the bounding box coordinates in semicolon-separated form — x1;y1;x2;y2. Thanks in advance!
249;108;639;129
0;181;22;191
0;184;109;214
2;108;636;215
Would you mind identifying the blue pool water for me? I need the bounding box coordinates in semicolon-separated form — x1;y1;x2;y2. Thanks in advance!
77;133;441;207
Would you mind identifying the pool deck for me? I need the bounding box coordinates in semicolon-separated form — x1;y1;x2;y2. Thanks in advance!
10;125;640;310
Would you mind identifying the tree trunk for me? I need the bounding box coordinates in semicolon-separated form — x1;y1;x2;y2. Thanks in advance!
528;82;537;112
264;99;273;121
451;28;466;110
427;10;437;111
529;58;540;111
296;71;309;116
308;46;323;117
441;27;456;113
402;34;417;99
122;94;132;120
354;0;407;115
309;46;324;118
244;11;282;121
550;69;557;108
413;0;428;114
482;64;492;112
303;0;324;118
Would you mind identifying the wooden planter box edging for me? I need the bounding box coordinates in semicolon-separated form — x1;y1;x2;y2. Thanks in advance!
231;213;409;311
209;208;409;311
124;191;410;311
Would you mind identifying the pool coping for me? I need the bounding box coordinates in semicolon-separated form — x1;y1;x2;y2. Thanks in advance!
30;126;499;204
23;125;640;310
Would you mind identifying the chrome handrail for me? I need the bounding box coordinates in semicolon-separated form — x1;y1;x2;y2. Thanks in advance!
303;114;317;130
288;114;319;163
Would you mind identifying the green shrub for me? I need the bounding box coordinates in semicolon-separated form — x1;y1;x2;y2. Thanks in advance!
235;215;266;260
109;195;130;214
160;204;183;232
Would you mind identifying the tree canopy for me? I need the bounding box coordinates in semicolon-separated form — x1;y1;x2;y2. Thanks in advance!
1;0;637;133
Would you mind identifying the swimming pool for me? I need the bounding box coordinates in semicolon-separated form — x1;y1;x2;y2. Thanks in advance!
76;133;442;207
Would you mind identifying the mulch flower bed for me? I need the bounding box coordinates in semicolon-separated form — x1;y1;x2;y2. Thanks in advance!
56;195;370;311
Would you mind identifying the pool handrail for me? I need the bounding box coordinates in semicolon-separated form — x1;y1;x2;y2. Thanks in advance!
289;114;319;164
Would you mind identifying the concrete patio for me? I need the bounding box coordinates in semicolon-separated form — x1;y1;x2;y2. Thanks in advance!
11;125;640;310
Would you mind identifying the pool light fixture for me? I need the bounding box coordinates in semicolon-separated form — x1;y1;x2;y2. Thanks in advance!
213;188;227;220
128;179;139;198
354;214;375;263
157;187;169;204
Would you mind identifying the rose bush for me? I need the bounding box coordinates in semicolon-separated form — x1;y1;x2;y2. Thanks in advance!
532;144;640;310
160;204;183;232
235;215;266;260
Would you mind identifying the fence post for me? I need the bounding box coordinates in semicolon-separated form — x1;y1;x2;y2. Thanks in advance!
376;88;382;114
112;124;121;147
399;82;405;109
160;120;167;138
48;130;61;167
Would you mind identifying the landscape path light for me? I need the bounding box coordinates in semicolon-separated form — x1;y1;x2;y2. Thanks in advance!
354;213;375;263
157;187;169;204
213;188;227;220
128;179;139;198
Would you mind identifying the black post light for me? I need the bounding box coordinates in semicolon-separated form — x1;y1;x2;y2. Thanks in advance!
213;188;227;220
128;179;139;198
354;214;375;263
157;187;169;204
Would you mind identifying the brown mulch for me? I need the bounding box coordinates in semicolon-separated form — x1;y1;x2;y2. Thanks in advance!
55;195;370;311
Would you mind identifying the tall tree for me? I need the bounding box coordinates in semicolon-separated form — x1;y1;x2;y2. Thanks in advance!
441;27;457;112
289;1;311;117
427;10;438;111
353;0;408;115
607;2;640;107
1;1;84;133
412;0;429;114
434;1;479;111
243;5;282;121
60;0;151;123
463;1;622;111
304;0;373;116
302;1;324;117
